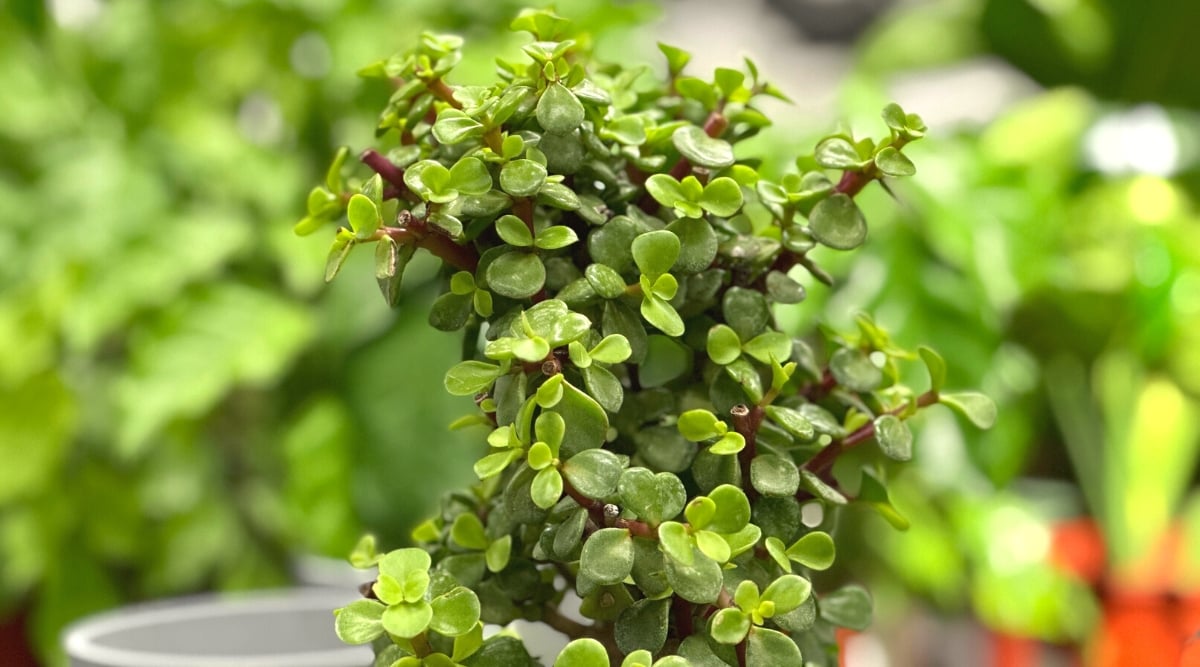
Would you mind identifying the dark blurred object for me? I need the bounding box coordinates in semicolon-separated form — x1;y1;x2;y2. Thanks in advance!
766;0;895;42
982;0;1200;110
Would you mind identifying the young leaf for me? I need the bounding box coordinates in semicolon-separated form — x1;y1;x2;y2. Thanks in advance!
430;587;482;637
711;608;751;645
761;574;811;615
334;599;386;644
697;177;743;217
786;531;835;570
531;467;564;509
919;345;947;392
444;361;502;396
346;194;381;237
874;414;913;461
706;325;742;365
381;601;433;639
632;230;682;278
449;156;493;195
554;639;610;667
451;513;489;550
940;391;997;429
535;225;579;250
874;146;916;177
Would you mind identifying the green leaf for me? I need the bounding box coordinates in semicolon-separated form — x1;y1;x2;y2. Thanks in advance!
814;136;865;169
641;295;685;337
377;239;417;307
538;181;581;210
445;361;502;396
496;215;533;247
604;301;648;364
714;67;745;97
502;133;526;159
326;146;349;191
619;468;686;525
580;528;634;585
667;217;719;273
664;547;723;603
765;271;806;304
819;584;872;631
808;193;867;251
535;225;579;250
536;409;567;454
745;627;802;667
711;608;751;645
433;109;485;145
379;548;432;601
632;230;682;278
765;406;814;441
685;496;717;529
874;414;913;461
449;157;493;195
554;639;610;667
733;579;760;612
589;335;632;364
761;574;811;615
644;174;693;216
742;331;791;365
678;409;725;442
622;650;655;667
658;521;694;565
857;470;909;530
707;484;751;534
706;325;742;365
694;529;731;563
562;448;623;499
874;146;915;177
750;454;800;497
349;534;381;569
658;42;691;75
553;379;610;457
405;160;455;203
673;125;735;169
347;194;381;237
474;449;521;479
919;346;947;392
722;288;769;342
829;347;881;392
537;82;586;133
485;535;512;573
512;337;550;363
452;622;485;662
615;598;670;655
708;431;746;455
581;365;624;413
486;251;546;299
698;177;743;217
786;531;835;571
381;600;433;639
334;599;385;644
585;264;627;300
500;159;548;197
524;299;593;346
431;587;482;637
325;231;356;282
881;103;907;132
531;467;564;509
799;469;848;505
528;442;555;470
764;537;791;572
722;523;762;559
940;391;997;429
451;513;489;550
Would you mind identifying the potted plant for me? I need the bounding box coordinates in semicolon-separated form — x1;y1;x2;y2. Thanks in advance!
302;8;995;666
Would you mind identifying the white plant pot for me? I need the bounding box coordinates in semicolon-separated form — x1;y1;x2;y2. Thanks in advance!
62;588;372;667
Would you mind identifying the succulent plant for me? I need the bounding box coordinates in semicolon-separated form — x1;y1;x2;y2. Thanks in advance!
300;8;994;666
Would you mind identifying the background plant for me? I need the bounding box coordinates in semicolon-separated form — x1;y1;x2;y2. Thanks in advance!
315;9;992;666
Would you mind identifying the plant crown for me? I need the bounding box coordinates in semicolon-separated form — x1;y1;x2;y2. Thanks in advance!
301;9;994;667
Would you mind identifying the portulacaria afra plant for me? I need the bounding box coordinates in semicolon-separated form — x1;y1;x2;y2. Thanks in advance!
298;8;994;667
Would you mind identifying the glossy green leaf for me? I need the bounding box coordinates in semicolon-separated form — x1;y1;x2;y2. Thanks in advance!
750;454;800;497
589;334;632;364
444;361;502;396
496;215;534;247
874;414;913;461
698;177;743;217
673;125;734;169
919;346;947;392
346;194;381;237
658;521;693;565
535;225;579;250
531;467;563;509
664;547;722;603
486;251;546;299
381;600;433;639
619;468;686;525
537;82;586;133
474;449;521;480
706;325;742;365
874;146;915;177
451;513;489;550
582;364;623;413
552;379;609;456
808;193;867;251
632;230;682;278
433;109;485;144
710;608;751;645
562;448;623;499
405;160;454;202
430;587;482;637
694;529;731;563
708;431;745;455
707;484;751;534
500;159;548;197
585;264;627;300
742;331;791;365
761;574;811;615
814;136;865;169
334;599;385;644
786;531;835;571
677;409;725;442
940;391;997;429
765;406;814;441
485;535;511;573
580;528;634;585
554;638;609;667
449;157;493;195
745;627;802;667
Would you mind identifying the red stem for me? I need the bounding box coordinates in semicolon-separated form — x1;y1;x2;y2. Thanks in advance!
802;390;939;476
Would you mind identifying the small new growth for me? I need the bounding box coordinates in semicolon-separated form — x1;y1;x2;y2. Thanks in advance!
299;9;994;667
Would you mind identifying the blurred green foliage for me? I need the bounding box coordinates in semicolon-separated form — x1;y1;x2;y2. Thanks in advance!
0;0;651;661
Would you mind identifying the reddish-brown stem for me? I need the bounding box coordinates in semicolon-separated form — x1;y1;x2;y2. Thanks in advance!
381;225;478;273
425;78;462;109
730;404;764;498
513;197;535;232
561;476;656;539
802;390;940;477
672;597;695;639
799;368;838;402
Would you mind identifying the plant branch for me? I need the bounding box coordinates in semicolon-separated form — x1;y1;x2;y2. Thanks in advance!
802;390;939;477
425;78;463;109
360;150;421;204
380;212;479;272
730;404;764;498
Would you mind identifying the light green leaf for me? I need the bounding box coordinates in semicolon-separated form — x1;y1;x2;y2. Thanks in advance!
531;467;564;509
658;521;693;565
940;391;997;429
632;230;682;278
485;535;512;573
698;177;743;217
381;600;433;639
641;295;685;337
919;346;947;392
707;484;751;534
449;157;493;195
451;513;489;551
346;194;381;237
444;361;502;396
694;529;731;563
786;531;835;571
430;587;482;637
742;331;791;365
814;136;865;169
535;225;579;250
745;627;802;667
874;146;915;177
706;325;742;365
496;215;534;247
554;638;610;667
589;334;632;364
677;409;725;442
334;600;385;644
710;608;751;645
761;574;811;615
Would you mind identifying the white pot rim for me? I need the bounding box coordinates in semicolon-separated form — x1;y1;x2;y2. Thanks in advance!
62;588;370;667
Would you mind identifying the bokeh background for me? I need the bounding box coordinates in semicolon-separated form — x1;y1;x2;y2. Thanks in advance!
1;0;1197;665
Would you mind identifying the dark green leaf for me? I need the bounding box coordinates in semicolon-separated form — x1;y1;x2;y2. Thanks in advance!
615;598;669;655
874;414;912;461
618;468;686;525
808;193;867;251
750;454;800;497
582;364;624;414
579;528;634;585
829;347;881;392
562;448;623;499
874;146;916;177
745;627;802;667
500;160;548;197
819;584;872;631
486;251;546;299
